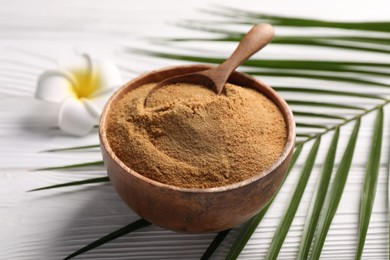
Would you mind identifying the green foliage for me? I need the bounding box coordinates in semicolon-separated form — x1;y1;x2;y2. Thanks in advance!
34;160;104;171
28;177;109;192
266;138;321;260
310;119;361;259
297;129;339;260
356;108;384;259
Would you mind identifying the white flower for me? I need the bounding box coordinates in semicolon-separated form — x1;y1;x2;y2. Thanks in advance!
35;54;122;136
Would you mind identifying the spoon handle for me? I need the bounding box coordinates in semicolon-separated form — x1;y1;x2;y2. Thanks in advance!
206;24;275;94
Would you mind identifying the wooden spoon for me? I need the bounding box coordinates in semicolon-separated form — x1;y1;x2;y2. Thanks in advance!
144;23;275;106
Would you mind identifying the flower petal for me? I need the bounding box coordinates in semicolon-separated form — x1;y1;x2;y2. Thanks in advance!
93;60;123;96
36;70;75;103
84;92;113;116
82;98;101;118
58;96;98;136
57;53;93;74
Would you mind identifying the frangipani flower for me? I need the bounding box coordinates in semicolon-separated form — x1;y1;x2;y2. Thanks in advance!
36;54;122;136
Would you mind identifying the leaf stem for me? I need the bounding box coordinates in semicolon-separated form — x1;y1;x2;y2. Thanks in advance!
297;100;389;146
41;144;100;153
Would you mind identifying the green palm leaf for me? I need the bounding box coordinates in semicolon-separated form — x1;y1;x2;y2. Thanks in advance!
166;23;390;43
170;35;390;54
310;119;361;259
168;29;390;55
292;111;346;120
246;70;389;88
28;176;110;192
273;87;386;100
286;100;364;111
266;137;321;260
207;6;390;32
169;23;390;46
41;144;100;152
297;128;339;260
34;160;104;171
356;108;384;259
129;50;390;89
130;49;390;74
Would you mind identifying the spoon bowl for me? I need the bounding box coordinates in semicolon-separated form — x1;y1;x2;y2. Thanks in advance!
144;23;274;106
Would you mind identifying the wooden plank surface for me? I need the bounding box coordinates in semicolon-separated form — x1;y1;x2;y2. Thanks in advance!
1;0;390;259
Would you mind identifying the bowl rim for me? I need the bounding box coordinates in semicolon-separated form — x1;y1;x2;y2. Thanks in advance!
99;64;296;194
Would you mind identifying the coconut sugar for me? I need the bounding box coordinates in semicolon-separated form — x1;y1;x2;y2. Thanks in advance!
106;83;287;188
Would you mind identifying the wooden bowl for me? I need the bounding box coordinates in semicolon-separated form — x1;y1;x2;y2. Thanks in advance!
99;64;295;233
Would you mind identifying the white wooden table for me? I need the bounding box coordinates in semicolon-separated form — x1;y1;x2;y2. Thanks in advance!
1;0;390;259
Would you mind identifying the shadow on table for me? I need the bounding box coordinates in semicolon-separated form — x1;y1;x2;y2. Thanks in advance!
48;184;225;260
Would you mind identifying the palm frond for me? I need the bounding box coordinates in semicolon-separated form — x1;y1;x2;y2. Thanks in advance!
297;102;388;145
285;100;365;110
292;111;346;120
297;128;339;260
246;70;389;88
41;144;100;152
310;119;361;259
273;87;386;100
28;176;109;192
207;6;390;32
168;23;390;46
168;34;390;54
130;49;390;72
266;137;321;260
34;160;104;171
356;108;384;259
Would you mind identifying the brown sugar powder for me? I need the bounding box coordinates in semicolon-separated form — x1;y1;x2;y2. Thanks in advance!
106;83;287;188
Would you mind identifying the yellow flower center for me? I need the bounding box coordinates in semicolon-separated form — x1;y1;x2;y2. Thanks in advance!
70;69;101;99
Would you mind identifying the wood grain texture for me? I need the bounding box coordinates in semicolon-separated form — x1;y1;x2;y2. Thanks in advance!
1;0;390;259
